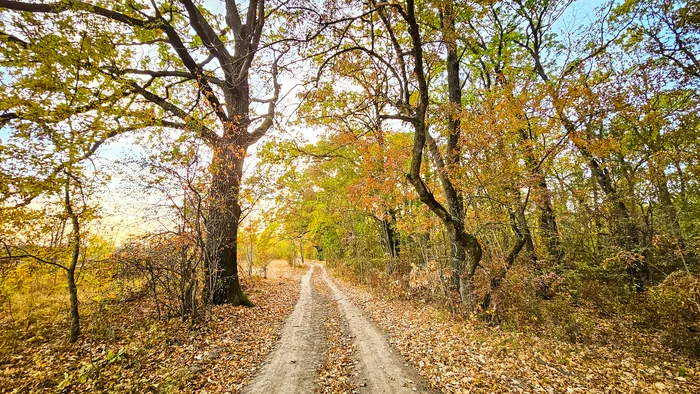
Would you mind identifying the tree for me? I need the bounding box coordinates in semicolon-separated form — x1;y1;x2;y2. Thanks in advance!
0;35;113;340
613;0;700;82
0;169;98;342
303;0;484;308
0;0;291;306
509;0;655;290
121;133;209;322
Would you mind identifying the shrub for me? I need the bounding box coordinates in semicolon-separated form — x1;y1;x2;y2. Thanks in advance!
641;272;700;356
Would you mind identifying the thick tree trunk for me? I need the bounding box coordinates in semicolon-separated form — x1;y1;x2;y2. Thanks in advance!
205;140;253;306
448;227;482;310
449;230;466;291
436;0;482;310
458;233;482;311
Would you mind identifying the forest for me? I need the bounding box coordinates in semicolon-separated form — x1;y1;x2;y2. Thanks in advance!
0;0;699;393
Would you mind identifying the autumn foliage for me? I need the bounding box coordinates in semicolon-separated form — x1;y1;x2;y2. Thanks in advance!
1;0;699;393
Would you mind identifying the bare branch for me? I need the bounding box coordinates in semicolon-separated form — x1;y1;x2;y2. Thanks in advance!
225;0;244;37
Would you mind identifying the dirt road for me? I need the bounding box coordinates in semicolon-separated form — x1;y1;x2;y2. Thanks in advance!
242;264;435;394
242;265;326;394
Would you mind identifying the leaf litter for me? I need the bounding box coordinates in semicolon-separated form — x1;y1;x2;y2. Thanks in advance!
0;274;301;393
330;273;700;393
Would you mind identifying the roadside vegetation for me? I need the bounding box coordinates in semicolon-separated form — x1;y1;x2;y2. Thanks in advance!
1;0;698;392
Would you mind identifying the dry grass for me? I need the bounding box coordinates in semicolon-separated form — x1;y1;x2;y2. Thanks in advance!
0;262;302;393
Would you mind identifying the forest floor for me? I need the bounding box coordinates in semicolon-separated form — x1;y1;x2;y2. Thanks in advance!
3;261;699;393
0;260;304;393
329;270;700;394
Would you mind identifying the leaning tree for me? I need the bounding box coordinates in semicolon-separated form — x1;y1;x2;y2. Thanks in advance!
0;0;293;305
302;0;483;309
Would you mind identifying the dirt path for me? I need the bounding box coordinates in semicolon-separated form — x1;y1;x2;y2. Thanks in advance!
319;265;436;394
242;265;325;394
242;264;435;393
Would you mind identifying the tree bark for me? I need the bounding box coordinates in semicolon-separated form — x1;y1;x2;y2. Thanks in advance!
381;211;400;259
67;267;80;342
299;236;304;266
64;182;80;342
441;1;482;306
205;138;253;306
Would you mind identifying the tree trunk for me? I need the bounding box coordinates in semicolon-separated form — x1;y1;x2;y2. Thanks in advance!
440;0;481;302
401;0;482;310
205;140;253;306
447;226;482;310
448;230;467;291
180;246;197;321
64;182;81;342
381;210;400;259
656;170;680;234
458;232;482;311
652;163;690;260
533;173;563;264
584;148;648;291
299;237;305;266
516;126;562;265
67;268;80;343
498;64;562;265
508;188;537;265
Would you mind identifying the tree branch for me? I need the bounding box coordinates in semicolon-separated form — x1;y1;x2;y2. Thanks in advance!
0;242;68;271
179;0;234;78
0;0;151;27
246;50;283;146
0;30;28;47
118;68;226;87
225;0;244;37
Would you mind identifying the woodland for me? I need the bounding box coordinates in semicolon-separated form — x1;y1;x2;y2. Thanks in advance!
0;0;699;393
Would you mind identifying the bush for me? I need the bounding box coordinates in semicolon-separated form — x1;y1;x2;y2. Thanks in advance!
490;266;602;344
490;265;543;329
641;272;700;356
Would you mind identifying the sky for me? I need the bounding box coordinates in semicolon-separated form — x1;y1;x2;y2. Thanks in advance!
1;0;611;243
